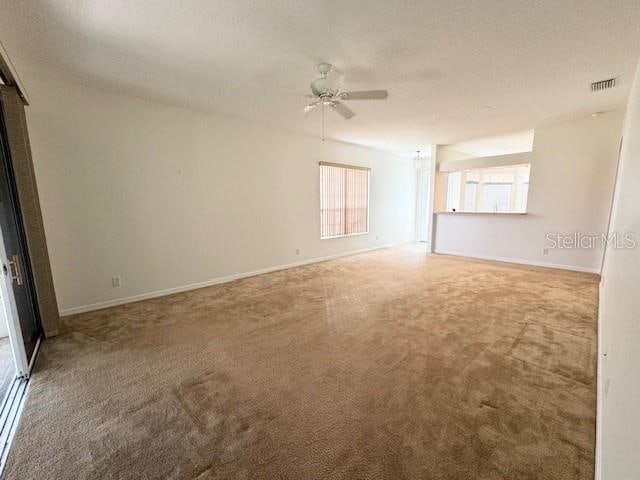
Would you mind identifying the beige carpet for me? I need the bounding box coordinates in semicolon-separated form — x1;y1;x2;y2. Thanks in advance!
2;249;598;479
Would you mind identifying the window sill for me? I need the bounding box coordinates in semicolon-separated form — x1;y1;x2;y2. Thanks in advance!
435;211;527;215
321;231;369;240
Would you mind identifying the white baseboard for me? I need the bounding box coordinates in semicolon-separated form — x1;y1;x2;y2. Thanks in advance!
59;243;399;316
433;249;601;274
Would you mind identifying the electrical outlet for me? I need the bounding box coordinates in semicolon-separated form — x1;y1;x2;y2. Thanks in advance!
112;276;121;288
295;248;301;255
542;248;549;255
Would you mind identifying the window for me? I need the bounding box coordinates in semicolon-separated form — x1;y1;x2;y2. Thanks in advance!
442;164;530;213
463;181;479;211
462;170;480;212
320;162;370;239
446;171;462;212
483;182;512;212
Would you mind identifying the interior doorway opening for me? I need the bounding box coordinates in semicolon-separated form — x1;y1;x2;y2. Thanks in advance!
415;149;435;251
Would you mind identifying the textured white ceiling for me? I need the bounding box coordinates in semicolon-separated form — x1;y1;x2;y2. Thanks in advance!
1;0;639;155
449;129;535;157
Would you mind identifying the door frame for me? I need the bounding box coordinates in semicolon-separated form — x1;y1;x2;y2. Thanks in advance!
414;151;436;252
0;41;48;378
0;90;43;378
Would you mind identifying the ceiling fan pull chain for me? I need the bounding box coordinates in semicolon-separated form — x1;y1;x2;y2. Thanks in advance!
322;102;325;141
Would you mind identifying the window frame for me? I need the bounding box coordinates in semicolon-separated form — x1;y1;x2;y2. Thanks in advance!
444;164;530;214
319;162;371;240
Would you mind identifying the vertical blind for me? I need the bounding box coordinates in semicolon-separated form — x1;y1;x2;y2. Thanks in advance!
320;162;370;239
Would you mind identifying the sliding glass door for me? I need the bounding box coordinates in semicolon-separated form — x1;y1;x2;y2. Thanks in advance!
0;97;41;375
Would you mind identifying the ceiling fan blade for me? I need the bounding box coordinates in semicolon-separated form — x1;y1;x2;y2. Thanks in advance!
330;101;355;119
304;100;320;113
341;90;388;100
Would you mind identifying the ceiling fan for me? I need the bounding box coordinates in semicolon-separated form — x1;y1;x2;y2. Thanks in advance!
304;63;388;139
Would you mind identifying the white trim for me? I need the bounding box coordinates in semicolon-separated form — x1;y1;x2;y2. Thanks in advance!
426;148;438;253
0;40;29;104
321;231;369;240
25;336;41;378
595;280;605;480
60;243;399;316
433;249;601;274
427;154;436;253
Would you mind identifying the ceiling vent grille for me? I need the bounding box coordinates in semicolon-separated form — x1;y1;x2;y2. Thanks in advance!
591;78;616;92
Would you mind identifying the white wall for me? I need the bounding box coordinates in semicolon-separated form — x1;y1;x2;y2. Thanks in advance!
434;112;624;272
24;76;416;314
598;61;640;480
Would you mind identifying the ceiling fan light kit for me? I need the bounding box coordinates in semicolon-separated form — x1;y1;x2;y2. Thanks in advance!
304;63;388;140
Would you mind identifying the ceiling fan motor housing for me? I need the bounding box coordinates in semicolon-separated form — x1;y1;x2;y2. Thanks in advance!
311;77;338;98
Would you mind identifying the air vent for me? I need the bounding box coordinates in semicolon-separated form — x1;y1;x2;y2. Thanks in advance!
591;78;616;92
